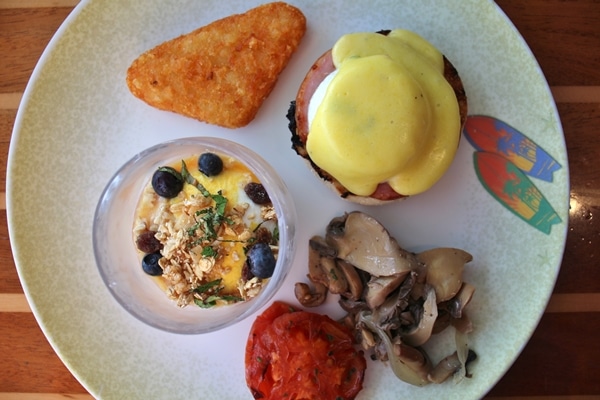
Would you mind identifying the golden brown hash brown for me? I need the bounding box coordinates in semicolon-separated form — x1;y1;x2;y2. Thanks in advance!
126;2;306;128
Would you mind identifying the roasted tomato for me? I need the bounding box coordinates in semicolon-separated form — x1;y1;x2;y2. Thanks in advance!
245;301;366;400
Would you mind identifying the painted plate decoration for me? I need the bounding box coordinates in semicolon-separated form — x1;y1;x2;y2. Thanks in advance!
464;115;561;182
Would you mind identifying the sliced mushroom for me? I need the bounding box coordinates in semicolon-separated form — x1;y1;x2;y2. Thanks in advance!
358;325;378;350
370;293;403;332
451;309;474;334
294;280;327;307
320;257;348;294
337;259;364;301
325;212;418;277
339;297;369;315
446;282;476;319
364;271;410;310
431;309;452;334
338;313;357;331
308;240;328;284
397;271;417;301
428;349;477;384
392;342;432;383
417;248;473;302
357;310;431;387
434;282;476;333
307;236;348;295
309;235;337;257
454;327;471;382
402;285;438;347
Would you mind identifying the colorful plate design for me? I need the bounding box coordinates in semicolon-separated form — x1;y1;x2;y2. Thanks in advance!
464;115;561;182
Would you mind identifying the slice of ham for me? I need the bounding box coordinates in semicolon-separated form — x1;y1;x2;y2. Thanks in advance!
293;49;405;201
295;50;334;144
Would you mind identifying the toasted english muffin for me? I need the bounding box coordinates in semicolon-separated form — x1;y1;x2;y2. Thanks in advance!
287;30;468;205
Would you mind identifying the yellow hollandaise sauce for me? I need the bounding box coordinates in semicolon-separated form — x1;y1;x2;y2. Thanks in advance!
306;30;460;196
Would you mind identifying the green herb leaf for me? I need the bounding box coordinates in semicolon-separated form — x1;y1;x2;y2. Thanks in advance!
180;160;211;196
193;279;222;294
212;191;228;215
180;160;195;185
219;295;243;303
194;297;217;308
196;182;211;197
193;291;242;308
201;246;217;258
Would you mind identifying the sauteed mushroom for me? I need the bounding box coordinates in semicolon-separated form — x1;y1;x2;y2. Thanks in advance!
364;271;409;309
294;280;328;307
357;311;431;387
402;285;438;347
320;257;348;294
337;259;364;301
446;282;476;319
417;248;473;302
296;236;365;306
325;212;418;276
428;350;477;384
294;211;478;386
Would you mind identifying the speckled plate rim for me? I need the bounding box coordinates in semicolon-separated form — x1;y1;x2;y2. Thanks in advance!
7;1;569;399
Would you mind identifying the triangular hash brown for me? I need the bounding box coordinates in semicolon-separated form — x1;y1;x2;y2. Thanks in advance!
126;2;306;128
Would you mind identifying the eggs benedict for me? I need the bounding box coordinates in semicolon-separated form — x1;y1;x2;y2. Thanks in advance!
288;29;468;204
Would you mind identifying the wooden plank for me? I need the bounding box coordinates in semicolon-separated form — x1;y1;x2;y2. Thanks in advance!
554;103;600;294
0;294;30;312
496;0;600;86
0;212;21;293
0;7;75;92
552;86;600;103
0;110;13;194
0;313;88;393
0;1;80;8
0;93;22;109
487;312;600;397
546;293;600;313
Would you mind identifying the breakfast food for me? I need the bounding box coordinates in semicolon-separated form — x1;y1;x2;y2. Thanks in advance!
295;211;477;386
133;152;280;308
288;29;468;204
126;2;306;128
245;301;366;400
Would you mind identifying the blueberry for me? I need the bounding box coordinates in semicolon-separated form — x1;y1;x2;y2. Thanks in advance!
151;166;184;198
246;243;276;278
142;252;163;276
244;182;271;205
198;153;223;176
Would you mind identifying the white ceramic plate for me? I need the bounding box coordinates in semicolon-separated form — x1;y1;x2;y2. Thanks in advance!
7;1;569;399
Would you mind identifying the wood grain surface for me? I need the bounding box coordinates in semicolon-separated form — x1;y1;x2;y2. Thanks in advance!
1;0;599;398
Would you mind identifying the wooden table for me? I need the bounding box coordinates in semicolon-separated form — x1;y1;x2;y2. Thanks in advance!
1;1;599;399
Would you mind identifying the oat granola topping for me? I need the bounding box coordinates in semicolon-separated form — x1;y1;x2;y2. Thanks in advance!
133;154;279;308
